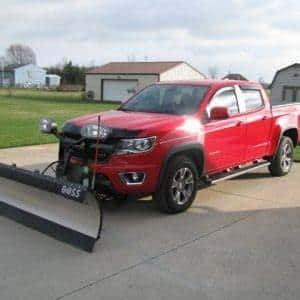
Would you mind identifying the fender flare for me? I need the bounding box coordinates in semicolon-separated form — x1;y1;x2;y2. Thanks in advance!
274;126;298;155
156;142;204;190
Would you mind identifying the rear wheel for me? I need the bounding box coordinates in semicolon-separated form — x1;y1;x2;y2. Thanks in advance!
269;136;294;176
154;155;198;214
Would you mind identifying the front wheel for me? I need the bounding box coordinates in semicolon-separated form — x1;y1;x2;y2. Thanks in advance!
269;136;294;176
154;155;198;214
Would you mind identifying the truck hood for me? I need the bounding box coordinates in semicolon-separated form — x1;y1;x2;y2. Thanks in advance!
68;110;186;136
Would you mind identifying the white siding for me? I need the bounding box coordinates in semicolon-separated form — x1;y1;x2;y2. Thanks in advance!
271;65;300;105
14;64;46;87
159;63;205;81
86;74;158;101
46;75;61;87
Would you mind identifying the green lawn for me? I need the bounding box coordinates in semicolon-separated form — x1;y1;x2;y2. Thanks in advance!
0;89;118;149
295;146;300;161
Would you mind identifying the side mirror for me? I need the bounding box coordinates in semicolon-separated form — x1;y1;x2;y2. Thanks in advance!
210;107;230;120
39;118;58;135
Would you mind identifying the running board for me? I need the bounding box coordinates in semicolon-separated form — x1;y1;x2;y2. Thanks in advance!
208;161;271;184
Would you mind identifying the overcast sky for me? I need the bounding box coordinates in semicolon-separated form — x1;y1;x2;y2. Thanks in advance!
1;0;299;81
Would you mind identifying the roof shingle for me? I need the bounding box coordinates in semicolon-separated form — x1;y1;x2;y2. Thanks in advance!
87;61;184;75
2;64;28;72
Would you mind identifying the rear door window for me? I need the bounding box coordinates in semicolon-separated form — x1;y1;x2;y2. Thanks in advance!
242;89;264;112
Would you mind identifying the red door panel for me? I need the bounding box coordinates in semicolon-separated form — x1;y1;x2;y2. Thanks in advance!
245;109;272;161
204;116;247;174
240;88;273;161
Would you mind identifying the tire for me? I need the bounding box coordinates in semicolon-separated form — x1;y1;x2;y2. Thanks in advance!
154;155;198;214
269;136;294;177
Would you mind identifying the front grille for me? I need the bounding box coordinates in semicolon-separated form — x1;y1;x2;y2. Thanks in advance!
60;135;117;163
70;144;113;163
61;122;140;163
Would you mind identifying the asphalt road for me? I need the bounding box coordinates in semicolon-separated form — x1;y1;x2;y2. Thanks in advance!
0;145;299;300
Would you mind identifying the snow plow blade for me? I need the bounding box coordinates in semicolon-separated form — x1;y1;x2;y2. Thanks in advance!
0;163;102;252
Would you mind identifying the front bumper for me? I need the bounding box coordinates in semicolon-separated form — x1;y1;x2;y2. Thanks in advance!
67;150;162;197
60;124;163;196
94;155;160;196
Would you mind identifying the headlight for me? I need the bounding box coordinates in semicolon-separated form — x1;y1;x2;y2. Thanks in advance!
115;136;156;155
81;124;111;139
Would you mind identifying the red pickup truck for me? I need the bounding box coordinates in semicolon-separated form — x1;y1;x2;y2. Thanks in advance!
53;80;300;213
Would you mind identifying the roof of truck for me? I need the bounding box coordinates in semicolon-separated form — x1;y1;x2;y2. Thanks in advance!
156;79;259;87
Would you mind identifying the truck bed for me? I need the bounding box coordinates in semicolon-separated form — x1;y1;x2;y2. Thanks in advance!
272;103;300;144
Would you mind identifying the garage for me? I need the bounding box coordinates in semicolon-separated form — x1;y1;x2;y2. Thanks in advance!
85;61;205;102
102;79;138;102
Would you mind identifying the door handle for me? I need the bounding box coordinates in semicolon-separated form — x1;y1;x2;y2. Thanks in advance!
236;121;242;126
262;116;267;120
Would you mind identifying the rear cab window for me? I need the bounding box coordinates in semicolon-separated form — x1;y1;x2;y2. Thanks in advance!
241;88;264;112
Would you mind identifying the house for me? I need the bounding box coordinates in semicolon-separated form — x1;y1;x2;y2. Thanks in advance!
45;74;61;87
85;61;206;102
0;63;46;87
223;73;248;81
270;63;300;105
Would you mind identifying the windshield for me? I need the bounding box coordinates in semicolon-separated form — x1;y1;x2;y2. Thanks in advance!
119;84;209;115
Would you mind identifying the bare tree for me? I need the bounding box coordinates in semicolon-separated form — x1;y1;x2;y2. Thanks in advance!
6;44;36;65
208;65;219;79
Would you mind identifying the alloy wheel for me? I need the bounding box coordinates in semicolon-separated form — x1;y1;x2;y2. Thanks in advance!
171;167;194;205
281;143;293;172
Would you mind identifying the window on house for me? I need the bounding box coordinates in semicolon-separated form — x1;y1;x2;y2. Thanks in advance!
283;87;294;102
283;87;300;102
296;89;300;102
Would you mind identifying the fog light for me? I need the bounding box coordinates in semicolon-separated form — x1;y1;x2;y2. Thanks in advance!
119;172;146;185
132;172;139;181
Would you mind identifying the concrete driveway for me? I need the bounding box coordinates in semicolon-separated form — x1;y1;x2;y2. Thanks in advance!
0;145;300;300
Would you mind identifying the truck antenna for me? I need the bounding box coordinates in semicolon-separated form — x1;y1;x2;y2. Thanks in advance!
92;115;101;190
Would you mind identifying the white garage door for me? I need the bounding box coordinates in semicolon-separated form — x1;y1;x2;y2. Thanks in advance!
103;80;138;102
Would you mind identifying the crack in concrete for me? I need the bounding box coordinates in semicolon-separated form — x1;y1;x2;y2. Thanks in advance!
56;211;256;300
210;187;287;206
